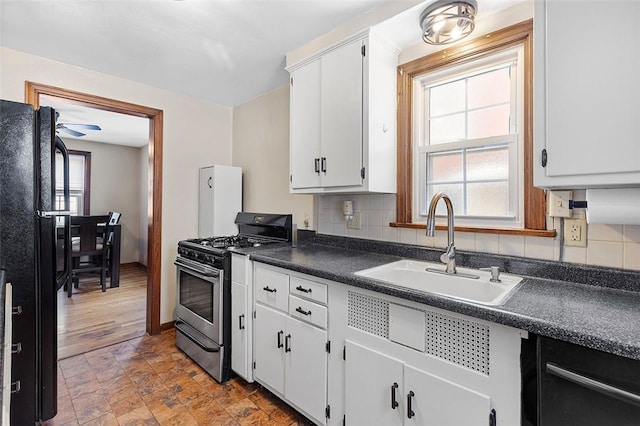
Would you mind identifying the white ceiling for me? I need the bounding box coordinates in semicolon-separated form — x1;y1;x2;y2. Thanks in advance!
3;0;524;146
1;0;393;107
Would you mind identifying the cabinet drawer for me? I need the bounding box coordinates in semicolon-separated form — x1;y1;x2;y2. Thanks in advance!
255;266;289;311
289;276;327;305
289;295;327;329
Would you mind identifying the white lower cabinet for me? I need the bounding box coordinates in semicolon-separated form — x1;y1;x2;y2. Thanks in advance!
345;341;490;426
253;264;329;425
230;281;248;379
231;254;253;382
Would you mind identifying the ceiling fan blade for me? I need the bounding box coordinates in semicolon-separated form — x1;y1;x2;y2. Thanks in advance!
58;127;86;137
60;123;102;131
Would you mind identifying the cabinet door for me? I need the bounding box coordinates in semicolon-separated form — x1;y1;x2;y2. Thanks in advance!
231;281;248;379
535;0;640;186
290;59;321;190
321;39;364;188
285;317;327;423
404;364;490;426
254;304;287;394
344;341;404;426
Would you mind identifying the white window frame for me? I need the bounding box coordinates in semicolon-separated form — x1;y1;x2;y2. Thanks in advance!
412;45;525;229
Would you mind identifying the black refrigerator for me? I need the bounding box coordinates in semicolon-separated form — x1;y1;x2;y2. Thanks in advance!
0;99;72;424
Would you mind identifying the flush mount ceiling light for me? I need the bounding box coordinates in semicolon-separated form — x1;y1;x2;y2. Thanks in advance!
420;0;478;45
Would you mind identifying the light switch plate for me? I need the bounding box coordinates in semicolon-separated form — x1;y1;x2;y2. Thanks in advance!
548;190;573;217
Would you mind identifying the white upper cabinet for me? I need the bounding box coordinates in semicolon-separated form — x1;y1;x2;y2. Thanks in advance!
534;0;640;188
288;29;399;194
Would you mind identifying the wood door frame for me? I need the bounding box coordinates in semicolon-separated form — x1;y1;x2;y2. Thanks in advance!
26;81;163;335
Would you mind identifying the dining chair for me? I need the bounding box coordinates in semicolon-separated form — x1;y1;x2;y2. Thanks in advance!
69;215;109;296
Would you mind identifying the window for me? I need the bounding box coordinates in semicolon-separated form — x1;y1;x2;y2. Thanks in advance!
396;20;550;235
55;150;91;216
415;49;522;228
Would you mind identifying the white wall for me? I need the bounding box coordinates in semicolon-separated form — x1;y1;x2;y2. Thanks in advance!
0;46;233;324
232;85;314;229
61;138;143;264
139;145;149;266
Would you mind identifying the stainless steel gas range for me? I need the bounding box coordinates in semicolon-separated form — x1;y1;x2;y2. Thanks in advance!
174;212;292;382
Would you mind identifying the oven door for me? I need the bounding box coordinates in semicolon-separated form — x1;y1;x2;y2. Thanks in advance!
174;257;222;343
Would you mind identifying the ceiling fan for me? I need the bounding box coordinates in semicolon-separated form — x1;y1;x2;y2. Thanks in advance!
55;111;102;137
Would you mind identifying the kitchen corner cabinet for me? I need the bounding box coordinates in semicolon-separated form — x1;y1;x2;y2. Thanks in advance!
533;0;640;188
288;30;398;194
253;264;328;425
230;254;253;382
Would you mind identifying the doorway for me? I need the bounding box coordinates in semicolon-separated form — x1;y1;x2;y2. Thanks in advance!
25;82;163;338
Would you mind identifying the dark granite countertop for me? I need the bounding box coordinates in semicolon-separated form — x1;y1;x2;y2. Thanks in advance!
248;233;640;361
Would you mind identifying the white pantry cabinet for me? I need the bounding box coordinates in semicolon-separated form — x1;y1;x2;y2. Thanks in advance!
253;264;329;425
287;29;398;194
534;0;640;188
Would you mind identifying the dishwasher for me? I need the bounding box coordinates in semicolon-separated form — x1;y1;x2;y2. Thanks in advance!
538;336;640;426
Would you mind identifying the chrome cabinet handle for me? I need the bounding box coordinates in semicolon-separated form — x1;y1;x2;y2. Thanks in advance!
547;363;640;406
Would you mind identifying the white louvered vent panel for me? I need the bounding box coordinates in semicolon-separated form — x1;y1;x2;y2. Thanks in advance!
347;291;492;376
347;291;389;338
425;310;490;375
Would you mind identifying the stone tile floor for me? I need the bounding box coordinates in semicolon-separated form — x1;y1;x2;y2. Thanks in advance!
43;329;314;425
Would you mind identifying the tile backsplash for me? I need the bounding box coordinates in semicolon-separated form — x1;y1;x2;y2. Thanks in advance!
315;194;640;271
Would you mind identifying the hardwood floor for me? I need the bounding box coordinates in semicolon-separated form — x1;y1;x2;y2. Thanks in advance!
44;330;312;425
58;264;147;359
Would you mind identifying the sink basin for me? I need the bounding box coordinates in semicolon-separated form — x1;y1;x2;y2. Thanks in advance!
355;259;523;306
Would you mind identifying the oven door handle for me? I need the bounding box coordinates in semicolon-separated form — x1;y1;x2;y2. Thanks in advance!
175;320;220;353
174;257;220;278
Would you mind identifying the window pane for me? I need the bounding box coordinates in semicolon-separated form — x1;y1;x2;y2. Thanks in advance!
429;113;465;144
468;67;510;109
467;146;509;180
428;151;463;182
426;183;464;216
468;105;510;139
467;181;510;216
429;79;465;116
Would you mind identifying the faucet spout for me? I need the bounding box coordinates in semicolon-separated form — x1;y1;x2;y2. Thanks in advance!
426;192;456;274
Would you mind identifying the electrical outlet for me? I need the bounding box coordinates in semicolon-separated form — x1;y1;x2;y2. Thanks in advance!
548;190;573;217
564;218;587;247
346;212;361;230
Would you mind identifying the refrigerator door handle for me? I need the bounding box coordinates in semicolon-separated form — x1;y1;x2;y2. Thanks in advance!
55;137;72;290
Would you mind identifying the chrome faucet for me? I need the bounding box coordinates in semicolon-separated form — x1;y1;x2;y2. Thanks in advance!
426;192;457;274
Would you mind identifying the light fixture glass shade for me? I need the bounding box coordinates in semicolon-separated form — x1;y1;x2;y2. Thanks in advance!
420;0;478;45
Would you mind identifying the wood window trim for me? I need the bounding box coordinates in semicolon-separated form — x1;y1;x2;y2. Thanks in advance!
67;149;91;215
26;81;165;335
396;19;554;237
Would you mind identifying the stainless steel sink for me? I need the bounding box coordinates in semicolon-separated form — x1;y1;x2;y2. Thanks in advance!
355;259;523;306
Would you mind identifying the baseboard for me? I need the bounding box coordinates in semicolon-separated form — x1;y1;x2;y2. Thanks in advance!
160;321;175;332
